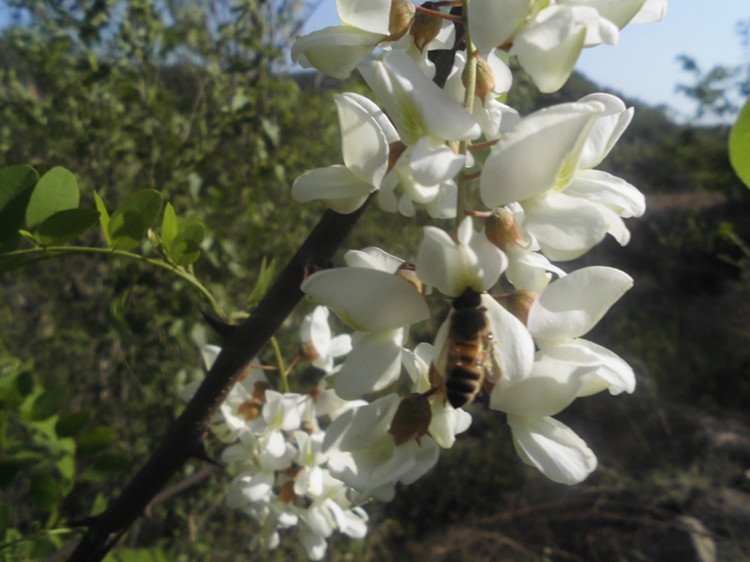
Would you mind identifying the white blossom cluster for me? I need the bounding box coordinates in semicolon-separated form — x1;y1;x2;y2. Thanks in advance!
204;0;667;558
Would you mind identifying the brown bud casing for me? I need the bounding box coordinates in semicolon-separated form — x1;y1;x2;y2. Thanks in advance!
386;0;416;41
410;2;443;52
485;207;523;251
506;289;538;326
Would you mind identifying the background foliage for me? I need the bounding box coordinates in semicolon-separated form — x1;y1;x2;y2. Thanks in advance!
2;2;750;560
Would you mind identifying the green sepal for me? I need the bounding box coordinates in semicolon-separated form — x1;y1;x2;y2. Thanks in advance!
160;202;178;247
93;191;112;247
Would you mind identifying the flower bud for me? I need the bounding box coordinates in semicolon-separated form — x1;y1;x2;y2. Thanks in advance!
386;0;416;41
395;262;426;295
278;479;296;503
389;393;432;445
388;140;407;173
237;398;263;421
465;56;496;106
506;289;538;326
300;341;320;362
410;2;443;52
485;207;523;251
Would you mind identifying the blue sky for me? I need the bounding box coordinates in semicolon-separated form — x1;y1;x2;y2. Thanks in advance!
304;1;750;121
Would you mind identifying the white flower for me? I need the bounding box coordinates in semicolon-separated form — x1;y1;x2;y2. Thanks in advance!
323;394;440;502
302;260;430;400
480;94;644;260
292;93;398;213
300;306;352;373
290;0;391;79
358;50;481;217
527;266;636;396
416;217;508;297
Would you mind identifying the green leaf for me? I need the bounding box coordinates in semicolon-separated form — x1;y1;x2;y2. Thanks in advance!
76;426;116;456
55;410;91;438
80;452;130;482
30;383;69;420
729;95;750;189
168;217;205;266
37;208;100;245
29;473;60;511
93;191;112;246
108;189;163;250
246;257;276;305
0;165;38;252
25;167;79;229
160;202;178;247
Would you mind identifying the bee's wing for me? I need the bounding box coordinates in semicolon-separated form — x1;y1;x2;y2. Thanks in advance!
431;310;454;384
484;334;504;384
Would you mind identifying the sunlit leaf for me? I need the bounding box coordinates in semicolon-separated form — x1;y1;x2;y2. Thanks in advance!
93;191;112;246
168;217;205;266
108;189;163;250
37;208;100;245
729;95;750;189
25;167;79;229
160;202;178;247
0;165;38;252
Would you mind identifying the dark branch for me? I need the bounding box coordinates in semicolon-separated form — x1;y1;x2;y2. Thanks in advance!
67;199;371;561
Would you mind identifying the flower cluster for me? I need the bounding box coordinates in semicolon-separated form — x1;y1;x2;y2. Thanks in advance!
203;0;667;557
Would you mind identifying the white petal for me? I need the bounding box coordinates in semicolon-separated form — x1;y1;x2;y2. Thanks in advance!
337;0;391;34
359;51;481;144
490;360;589;416
292;165;374;214
334;330;403;399
510;6;587;93
528;266;633;339
490;361;590;417
576;93;633;169
508;415;597;484
522;193;609;261
343;246;404;272
469;0;532;54
416;220;506;296
335;93;390;186
301;268;430;332
537;338;636;395
200;344;221;370
292;27;384;79
631;0;667;23
410;136;465;185
563;0;645;28
567;169;645;217
480;102;602;207
482;295;535;383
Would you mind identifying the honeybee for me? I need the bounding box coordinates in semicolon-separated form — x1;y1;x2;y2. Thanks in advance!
432;288;502;409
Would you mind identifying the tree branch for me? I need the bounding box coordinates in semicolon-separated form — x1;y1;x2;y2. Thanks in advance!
67;199;371;561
